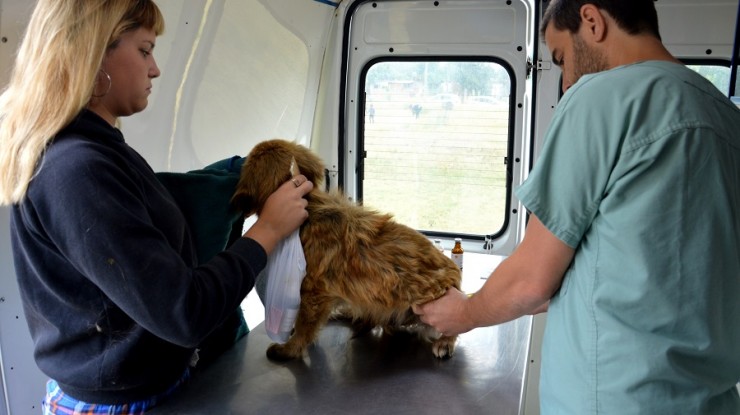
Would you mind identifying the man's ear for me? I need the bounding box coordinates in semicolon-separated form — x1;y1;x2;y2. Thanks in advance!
579;4;607;42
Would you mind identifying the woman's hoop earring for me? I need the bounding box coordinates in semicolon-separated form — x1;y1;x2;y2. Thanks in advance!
92;69;111;98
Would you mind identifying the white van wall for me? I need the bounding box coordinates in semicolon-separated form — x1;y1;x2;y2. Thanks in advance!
0;3;47;414
123;0;336;172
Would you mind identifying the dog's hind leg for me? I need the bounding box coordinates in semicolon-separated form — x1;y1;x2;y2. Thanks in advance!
266;294;334;361
413;317;457;358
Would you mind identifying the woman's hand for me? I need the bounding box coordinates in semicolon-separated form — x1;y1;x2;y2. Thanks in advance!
244;175;313;254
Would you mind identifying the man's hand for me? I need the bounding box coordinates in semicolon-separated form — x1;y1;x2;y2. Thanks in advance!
413;287;474;337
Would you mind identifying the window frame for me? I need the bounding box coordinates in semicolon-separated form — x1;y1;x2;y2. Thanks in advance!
681;58;734;96
356;55;519;241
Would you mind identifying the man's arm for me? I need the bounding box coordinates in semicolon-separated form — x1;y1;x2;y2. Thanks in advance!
414;215;575;335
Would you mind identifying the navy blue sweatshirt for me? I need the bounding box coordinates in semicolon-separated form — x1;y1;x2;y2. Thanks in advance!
10;110;266;403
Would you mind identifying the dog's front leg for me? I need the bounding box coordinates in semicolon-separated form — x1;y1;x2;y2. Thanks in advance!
266;292;333;361
432;335;458;358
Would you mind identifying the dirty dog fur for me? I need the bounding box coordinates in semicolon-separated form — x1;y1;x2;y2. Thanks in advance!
232;139;462;361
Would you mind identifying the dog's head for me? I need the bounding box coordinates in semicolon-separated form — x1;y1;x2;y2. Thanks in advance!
231;139;325;216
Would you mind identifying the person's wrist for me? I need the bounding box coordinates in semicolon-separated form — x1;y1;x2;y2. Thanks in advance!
244;220;281;255
461;291;478;331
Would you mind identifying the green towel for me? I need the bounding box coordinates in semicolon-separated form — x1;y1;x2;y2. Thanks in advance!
156;156;244;264
156;156;249;367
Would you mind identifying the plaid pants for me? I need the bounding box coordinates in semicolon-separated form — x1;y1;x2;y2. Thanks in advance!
41;369;190;415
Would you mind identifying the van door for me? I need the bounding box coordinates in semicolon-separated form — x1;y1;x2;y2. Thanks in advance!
338;1;539;413
341;0;534;255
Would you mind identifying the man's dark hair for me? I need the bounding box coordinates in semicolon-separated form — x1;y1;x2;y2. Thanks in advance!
540;0;661;40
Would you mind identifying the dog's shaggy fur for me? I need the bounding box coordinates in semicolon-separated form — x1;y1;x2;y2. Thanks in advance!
232;139;461;361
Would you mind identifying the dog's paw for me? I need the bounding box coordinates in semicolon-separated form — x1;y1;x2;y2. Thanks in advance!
350;320;376;338
432;336;457;359
266;343;302;361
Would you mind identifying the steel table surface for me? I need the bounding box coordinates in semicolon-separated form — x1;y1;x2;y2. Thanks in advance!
150;254;533;415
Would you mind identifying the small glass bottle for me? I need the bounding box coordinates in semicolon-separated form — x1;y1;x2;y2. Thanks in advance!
451;238;464;270
433;239;445;254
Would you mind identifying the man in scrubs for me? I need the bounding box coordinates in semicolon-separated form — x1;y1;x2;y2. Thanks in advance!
413;0;740;413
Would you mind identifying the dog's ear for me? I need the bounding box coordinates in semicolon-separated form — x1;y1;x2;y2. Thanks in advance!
230;189;258;217
290;141;326;188
231;138;328;215
231;139;294;215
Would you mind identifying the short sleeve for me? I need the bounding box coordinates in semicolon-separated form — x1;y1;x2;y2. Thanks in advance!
515;77;625;248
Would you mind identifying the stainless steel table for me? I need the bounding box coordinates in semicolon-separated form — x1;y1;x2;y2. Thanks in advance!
151;254;534;415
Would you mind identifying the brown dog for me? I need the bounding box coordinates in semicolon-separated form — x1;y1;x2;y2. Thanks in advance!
232;139;461;361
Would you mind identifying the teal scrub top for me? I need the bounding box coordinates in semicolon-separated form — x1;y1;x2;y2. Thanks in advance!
516;61;740;414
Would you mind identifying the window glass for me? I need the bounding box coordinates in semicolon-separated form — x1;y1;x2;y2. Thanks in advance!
361;60;512;236
687;64;730;94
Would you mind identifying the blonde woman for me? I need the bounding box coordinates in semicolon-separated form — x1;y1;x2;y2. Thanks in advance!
0;1;311;413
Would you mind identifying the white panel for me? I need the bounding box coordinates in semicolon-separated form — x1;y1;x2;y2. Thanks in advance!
0;207;47;415
0;1;34;85
363;7;516;44
0;3;50;414
657;0;737;59
122;0;335;172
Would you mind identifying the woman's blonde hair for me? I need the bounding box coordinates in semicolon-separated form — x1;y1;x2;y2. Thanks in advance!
0;0;165;205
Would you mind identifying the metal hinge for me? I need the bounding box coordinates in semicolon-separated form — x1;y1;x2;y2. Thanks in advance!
537;60;552;70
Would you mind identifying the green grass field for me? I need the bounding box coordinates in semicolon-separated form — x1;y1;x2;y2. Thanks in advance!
362;97;511;235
